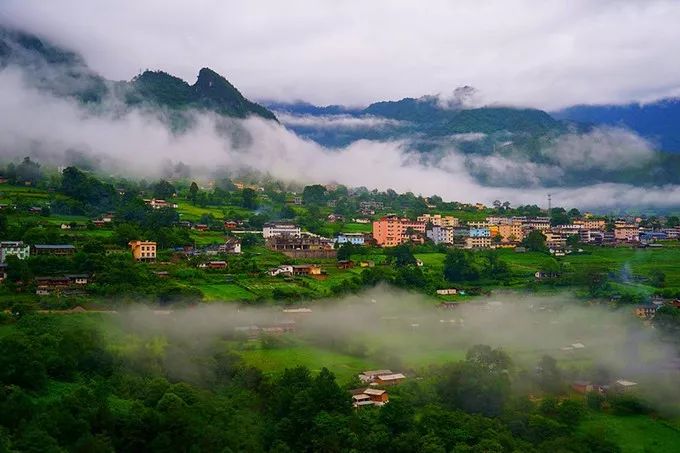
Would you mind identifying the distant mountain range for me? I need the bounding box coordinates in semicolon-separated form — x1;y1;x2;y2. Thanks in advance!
555;99;680;153
4;25;680;188
0;26;277;121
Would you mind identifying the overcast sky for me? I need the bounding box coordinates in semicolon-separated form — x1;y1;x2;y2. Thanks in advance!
2;0;680;109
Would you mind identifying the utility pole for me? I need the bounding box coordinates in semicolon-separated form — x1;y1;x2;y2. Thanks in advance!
547;193;552;213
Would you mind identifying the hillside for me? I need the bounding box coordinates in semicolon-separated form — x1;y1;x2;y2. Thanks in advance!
555;98;680;153
0;26;277;121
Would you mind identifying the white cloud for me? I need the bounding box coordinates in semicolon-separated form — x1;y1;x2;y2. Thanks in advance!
2;0;680;109
2;66;680;210
276;112;405;129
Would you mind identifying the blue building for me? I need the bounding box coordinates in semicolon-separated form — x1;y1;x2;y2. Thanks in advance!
469;228;491;238
335;232;366;246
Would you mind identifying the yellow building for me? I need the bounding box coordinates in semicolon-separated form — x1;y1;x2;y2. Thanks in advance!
129;240;157;261
497;223;524;242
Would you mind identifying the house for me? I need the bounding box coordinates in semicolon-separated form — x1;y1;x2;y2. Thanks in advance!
66;274;90;285
337;260;354;269
436;288;457;295
218;238;242;254
634;303;658;319
535;271;561;280
262;221;301;239
351;388;389;408
375;373;406;386
269;265;294;277
224;220;239;230
291;264;322;276
129;240;157;261
266;235;336;259
327;214;345;223
144;198;178;209
32;244;76;256
193;224;209;232
359;260;375;268
359;370;394;383
201;260;227;270
613;380;638;392
571;381;594;394
0;241;30;263
335;232;366;246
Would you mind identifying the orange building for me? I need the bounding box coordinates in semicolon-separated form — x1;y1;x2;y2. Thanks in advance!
129;240;157;261
372;215;425;247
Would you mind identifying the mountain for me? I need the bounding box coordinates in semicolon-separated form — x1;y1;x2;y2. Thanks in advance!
0;26;277;121
555;98;680;152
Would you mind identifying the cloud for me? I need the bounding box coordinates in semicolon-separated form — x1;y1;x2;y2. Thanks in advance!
2;0;680;109
544;127;656;171
276;112;406;129
4;65;680;210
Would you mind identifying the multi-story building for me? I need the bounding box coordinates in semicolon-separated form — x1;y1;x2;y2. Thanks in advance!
129;240;157;261
0;241;30;263
144;198;178;209
262;222;301;239
372;215;426;247
465;237;492;249
417;214;460;228
496;223;524;242
614;224;639;242
426;226;455;245
574;219;606;231
545;232;567;249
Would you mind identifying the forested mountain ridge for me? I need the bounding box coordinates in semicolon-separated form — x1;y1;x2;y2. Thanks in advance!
555;98;680;153
0;26;277;121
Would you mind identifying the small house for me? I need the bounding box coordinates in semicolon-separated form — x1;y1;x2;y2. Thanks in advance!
337;260;354;269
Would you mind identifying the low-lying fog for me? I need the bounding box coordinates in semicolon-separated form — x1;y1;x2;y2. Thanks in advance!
115;286;680;410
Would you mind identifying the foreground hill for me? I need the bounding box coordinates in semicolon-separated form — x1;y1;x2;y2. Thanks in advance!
0;26;277;121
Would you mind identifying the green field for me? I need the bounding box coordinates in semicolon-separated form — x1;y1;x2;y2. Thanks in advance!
198;283;259;301
581;413;680;453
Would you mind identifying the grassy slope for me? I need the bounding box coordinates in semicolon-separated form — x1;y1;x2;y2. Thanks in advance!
581;412;680;453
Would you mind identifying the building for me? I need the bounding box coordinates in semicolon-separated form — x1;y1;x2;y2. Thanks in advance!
634;304;658;319
469;227;491;238
266;235;336;259
359;370;395;384
615;224;639;242
436;288;458;295
497;223;524;242
269;265;294;277
574;219;606;231
292;264;322;276
335;232;366;246
224;220;239;230
465;237;492;249
218;238;242;254
262;222;301;239
144;198;178;209
337;260;354;269
426;225;455;245
375;373;406;386
417;214;460;228
372;215;426;247
129;240;157;261
0;241;30;263
32;244;76;256
351;388;389;408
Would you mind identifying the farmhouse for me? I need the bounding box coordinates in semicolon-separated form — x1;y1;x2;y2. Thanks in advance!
351;388;389;408
128;240;157;261
291;264;322;276
269;265;294;277
375;373;406;386
32;244;76;256
144;198;178;209
263;222;301;238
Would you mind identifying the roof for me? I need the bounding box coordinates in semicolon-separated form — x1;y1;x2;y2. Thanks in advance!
33;244;75;249
615;380;638;387
363;388;386;396
360;370;393;376
377;373;406;381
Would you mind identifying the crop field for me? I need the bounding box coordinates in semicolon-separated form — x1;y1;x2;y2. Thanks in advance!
580;413;680;453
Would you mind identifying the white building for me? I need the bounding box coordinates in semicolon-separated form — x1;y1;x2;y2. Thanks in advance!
0;241;30;263
262;222;301;239
426;226;454;245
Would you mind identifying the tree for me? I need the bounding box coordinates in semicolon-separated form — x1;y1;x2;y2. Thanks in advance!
387;244;416;267
666;216;680;228
444;249;478;282
241;188;258;210
549;208;570;227
189;182;199;204
535;355;563;395
522;230;547;252
566;234;580;247
15;157;42;185
302;185;327;205
336;243;355;261
153;179;176;200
